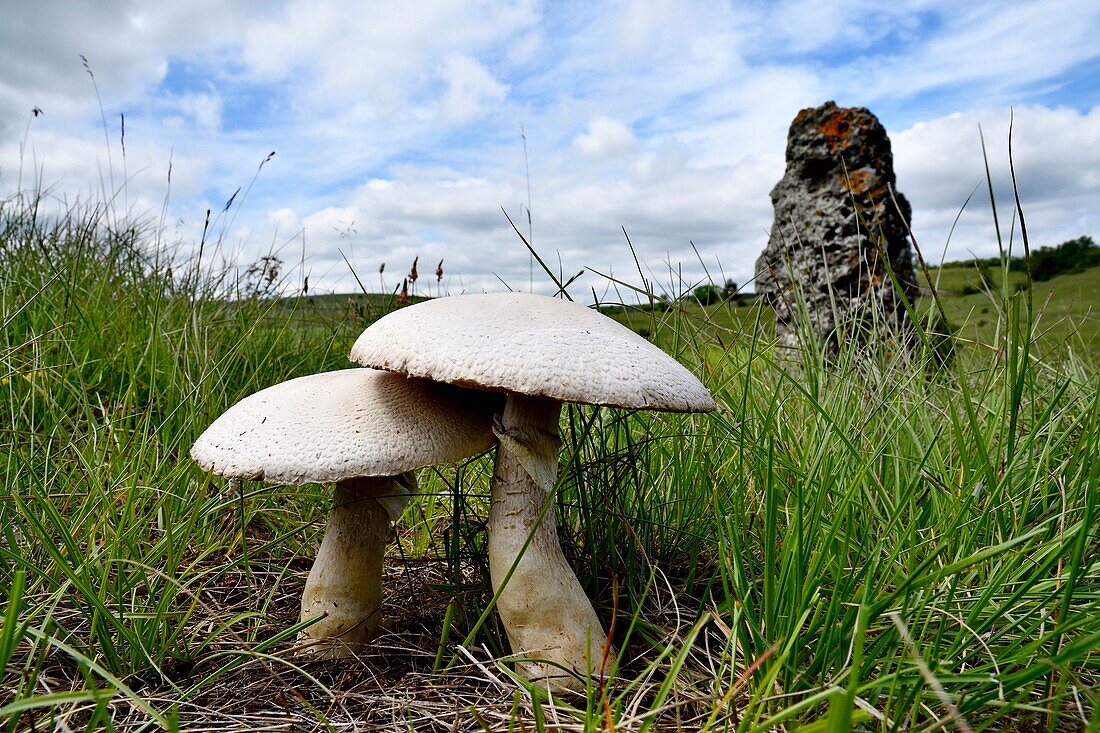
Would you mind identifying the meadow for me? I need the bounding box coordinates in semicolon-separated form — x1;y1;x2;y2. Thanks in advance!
1;190;1097;731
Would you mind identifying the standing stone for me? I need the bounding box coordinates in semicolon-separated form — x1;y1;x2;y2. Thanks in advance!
755;101;918;355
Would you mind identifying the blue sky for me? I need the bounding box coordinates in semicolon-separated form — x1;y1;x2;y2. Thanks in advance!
1;1;1098;299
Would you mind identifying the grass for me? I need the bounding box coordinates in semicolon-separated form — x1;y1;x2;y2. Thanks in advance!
1;187;1098;731
920;264;1100;362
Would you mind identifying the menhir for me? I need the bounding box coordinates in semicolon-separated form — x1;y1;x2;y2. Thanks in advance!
755;101;918;355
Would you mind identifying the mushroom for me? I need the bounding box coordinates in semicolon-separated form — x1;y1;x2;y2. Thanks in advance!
349;293;715;689
191;368;498;658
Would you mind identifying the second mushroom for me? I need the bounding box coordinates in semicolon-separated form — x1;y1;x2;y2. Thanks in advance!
192;368;498;657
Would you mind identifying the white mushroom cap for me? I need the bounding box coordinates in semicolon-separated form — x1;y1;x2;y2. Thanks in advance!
349;292;715;412
191;368;498;485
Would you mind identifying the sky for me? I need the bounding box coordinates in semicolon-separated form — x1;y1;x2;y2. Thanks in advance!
1;0;1098;300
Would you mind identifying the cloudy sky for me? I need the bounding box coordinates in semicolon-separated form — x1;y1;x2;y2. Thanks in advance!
2;1;1098;299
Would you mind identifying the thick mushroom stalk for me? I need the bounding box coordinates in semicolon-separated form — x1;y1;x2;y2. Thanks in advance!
489;395;609;690
298;474;413;658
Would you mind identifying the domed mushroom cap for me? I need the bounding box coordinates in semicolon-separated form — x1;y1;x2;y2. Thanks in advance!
191;368;498;484
350;293;715;412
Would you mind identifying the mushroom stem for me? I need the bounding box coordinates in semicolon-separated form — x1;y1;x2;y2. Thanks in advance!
488;395;609;690
298;475;410;658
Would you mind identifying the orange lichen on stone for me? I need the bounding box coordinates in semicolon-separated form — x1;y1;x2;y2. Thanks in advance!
818;107;859;152
844;169;873;194
793;106;819;126
840;168;891;201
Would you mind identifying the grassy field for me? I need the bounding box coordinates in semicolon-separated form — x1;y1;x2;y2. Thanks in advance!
1;194;1098;731
920;264;1100;362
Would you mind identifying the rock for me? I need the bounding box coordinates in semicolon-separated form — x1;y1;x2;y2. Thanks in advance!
755;101;918;355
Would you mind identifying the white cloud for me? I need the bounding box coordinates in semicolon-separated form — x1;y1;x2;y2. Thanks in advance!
235;2;535;116
894;105;1100;261
267;207;301;234
440;55;509;124
826;2;1100;106
572;117;636;158
0;1;256;128
763;0;929;55
0;125;206;216
176;92;222;132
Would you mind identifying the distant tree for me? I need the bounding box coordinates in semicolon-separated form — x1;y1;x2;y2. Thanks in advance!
692;284;724;306
943;235;1098;281
722;279;739;303
1031;235;1098;281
